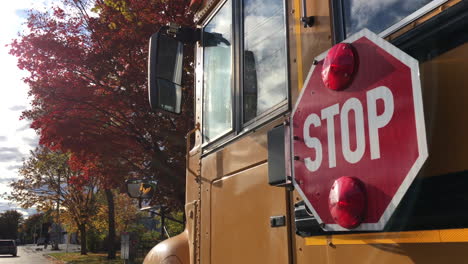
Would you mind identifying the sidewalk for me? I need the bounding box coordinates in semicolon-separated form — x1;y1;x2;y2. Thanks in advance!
23;243;81;255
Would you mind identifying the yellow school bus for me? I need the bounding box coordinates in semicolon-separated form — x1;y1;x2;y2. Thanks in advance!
143;0;468;263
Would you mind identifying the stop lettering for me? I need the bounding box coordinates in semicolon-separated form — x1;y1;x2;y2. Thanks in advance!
291;29;428;231
303;86;394;172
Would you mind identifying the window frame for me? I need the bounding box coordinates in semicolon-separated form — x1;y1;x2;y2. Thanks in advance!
200;0;291;153
332;0;450;43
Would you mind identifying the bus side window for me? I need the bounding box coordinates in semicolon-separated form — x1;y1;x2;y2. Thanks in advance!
202;0;233;143
202;0;289;147
334;0;447;39
242;0;288;124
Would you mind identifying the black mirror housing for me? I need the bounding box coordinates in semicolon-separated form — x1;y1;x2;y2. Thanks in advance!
148;30;184;114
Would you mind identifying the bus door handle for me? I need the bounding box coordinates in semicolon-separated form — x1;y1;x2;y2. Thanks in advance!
270;215;286;228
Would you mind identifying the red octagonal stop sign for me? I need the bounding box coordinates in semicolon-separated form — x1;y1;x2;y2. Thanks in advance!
291;29;428;231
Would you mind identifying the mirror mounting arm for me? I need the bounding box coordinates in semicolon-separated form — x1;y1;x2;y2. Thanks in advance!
164;24;201;44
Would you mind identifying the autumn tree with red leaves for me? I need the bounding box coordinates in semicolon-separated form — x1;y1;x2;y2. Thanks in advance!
11;0;194;205
10;0;195;257
9;146;99;255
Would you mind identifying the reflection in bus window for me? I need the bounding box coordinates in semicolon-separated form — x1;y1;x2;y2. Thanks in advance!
343;0;434;36
243;0;287;123
203;0;233;142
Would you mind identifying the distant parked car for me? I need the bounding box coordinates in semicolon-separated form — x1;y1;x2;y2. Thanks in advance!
0;239;17;256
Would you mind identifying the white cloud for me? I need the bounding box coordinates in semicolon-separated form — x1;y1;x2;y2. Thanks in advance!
0;201;36;217
0;1;59;214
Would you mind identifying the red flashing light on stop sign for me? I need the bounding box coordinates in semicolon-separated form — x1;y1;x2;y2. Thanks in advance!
321;43;356;91
329;176;367;229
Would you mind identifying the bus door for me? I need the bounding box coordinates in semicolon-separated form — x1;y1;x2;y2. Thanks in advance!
195;0;293;262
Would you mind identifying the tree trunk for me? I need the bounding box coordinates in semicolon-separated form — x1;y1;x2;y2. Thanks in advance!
53;187;60;250
105;189;116;259
79;224;87;255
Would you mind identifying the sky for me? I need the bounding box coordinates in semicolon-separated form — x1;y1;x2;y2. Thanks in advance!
0;0;59;217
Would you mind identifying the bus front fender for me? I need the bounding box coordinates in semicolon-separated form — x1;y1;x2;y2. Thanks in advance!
143;231;189;264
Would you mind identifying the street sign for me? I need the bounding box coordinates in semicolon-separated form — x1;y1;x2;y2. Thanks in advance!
291;29;428;231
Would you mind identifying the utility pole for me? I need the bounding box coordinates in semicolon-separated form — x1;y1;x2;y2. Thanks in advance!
161;208;165;240
39;220;42;241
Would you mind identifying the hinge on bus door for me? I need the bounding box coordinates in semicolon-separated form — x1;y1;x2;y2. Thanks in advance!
294;201;325;237
267;121;293;190
165;23;201;44
301;0;315;27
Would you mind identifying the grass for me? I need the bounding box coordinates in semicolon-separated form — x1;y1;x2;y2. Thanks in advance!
48;252;130;264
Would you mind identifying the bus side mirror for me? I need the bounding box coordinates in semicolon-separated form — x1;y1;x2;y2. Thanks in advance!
148;31;184;114
125;179;157;200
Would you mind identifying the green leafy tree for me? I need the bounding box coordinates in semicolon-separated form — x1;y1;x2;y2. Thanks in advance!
20;213;46;243
155;209;184;239
0;210;23;239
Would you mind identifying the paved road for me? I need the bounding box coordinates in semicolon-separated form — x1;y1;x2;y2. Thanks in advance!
0;245;57;264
